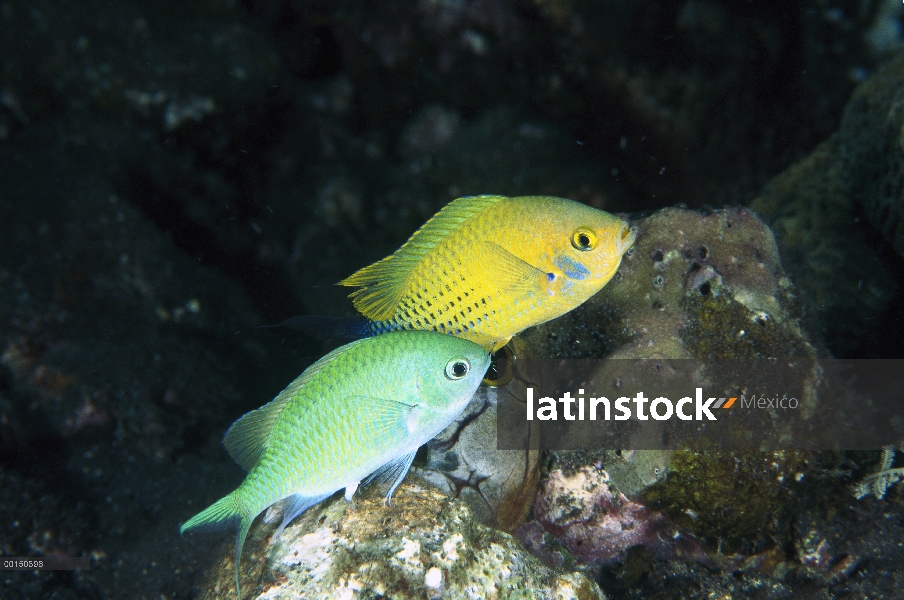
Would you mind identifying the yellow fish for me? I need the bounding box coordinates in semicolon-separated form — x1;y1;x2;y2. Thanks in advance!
339;195;635;351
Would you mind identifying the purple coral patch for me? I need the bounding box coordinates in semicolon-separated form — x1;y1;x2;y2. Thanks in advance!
516;467;711;567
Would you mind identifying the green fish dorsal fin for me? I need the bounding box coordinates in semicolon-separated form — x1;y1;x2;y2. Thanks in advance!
339;195;506;321
223;338;368;471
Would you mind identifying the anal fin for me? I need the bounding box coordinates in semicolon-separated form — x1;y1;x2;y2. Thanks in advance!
273;493;331;539
364;451;417;505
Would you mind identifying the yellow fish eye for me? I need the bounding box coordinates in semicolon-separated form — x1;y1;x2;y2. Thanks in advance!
571;228;597;251
445;358;471;380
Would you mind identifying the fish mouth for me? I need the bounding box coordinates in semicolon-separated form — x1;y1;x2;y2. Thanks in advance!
616;223;637;256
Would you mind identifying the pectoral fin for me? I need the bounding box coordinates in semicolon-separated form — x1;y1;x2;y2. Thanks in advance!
481;241;549;294
347;395;422;439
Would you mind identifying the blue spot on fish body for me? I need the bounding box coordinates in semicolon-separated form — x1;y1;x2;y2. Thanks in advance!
553;255;591;280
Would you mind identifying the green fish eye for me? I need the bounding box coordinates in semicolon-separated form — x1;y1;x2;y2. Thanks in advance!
445;358;470;379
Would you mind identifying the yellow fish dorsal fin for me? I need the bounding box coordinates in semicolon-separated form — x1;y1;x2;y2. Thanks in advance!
223;338;368;471
339;195;507;321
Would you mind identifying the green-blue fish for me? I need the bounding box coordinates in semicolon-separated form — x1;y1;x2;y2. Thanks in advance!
180;330;490;598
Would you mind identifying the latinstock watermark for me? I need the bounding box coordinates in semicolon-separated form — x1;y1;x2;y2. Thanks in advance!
494;358;901;451
524;388;795;422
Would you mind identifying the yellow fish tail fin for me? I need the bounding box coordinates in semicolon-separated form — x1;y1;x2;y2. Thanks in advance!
340;257;413;322
339;195;506;320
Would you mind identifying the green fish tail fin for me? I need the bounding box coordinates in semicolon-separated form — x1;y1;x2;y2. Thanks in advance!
180;492;252;599
180;491;243;534
234;515;252;600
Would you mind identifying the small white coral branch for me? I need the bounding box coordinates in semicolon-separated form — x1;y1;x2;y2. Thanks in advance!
853;444;904;500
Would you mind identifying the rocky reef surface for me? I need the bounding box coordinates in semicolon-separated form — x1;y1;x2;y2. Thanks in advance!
750;49;904;356
501;204;904;597
197;483;605;600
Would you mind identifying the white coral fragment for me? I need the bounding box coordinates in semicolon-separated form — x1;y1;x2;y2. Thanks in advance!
853;444;904;500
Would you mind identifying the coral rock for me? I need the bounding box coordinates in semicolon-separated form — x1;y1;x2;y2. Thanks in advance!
199;483;606;600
